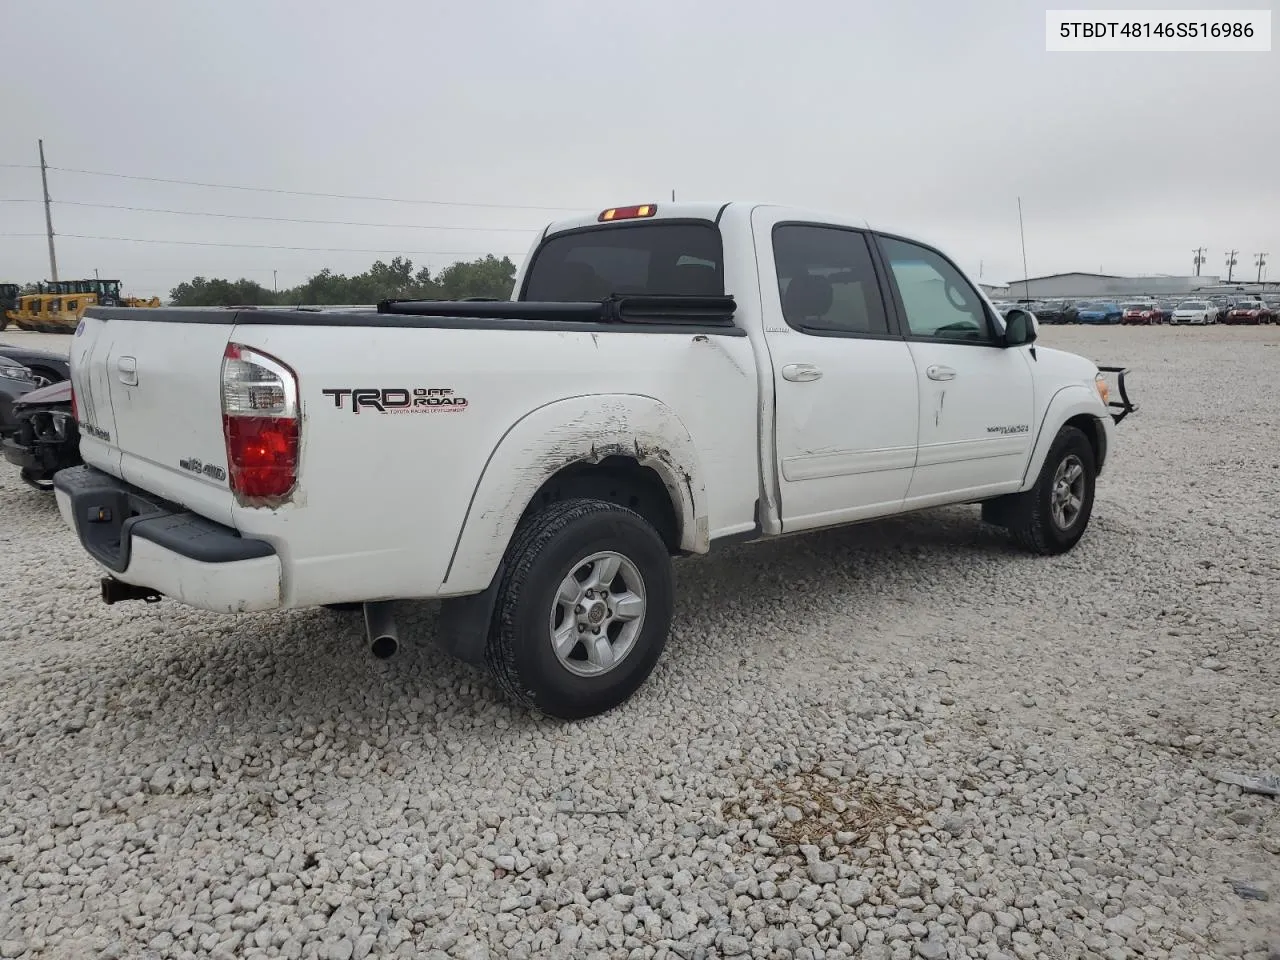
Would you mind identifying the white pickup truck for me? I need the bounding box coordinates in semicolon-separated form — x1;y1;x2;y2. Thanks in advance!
58;201;1135;718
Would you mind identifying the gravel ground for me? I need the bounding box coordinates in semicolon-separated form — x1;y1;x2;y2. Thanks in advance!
1;325;1277;960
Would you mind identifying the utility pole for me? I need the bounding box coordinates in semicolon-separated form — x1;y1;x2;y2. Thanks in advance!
1192;247;1205;276
1225;249;1238;283
273;269;278;293
1017;197;1030;299
671;189;676;201
38;139;58;282
94;268;99;280
1256;253;1268;283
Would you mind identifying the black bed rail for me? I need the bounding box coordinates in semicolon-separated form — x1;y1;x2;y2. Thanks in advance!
376;293;738;326
1097;365;1137;424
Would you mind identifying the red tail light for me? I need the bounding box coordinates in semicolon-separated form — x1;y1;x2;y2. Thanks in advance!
221;343;299;501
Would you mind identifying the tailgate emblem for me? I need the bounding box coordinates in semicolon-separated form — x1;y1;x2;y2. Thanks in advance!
179;457;227;482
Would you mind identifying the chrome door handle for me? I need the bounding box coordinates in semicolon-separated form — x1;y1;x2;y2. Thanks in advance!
117;356;138;386
926;364;956;382
782;363;822;382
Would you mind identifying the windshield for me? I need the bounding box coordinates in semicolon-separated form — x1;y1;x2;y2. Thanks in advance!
1123;304;1149;311
1177;301;1206;310
1077;301;1104;310
521;223;724;301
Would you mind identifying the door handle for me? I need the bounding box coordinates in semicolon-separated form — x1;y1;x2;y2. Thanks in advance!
782;363;822;382
117;356;138;386
926;364;956;382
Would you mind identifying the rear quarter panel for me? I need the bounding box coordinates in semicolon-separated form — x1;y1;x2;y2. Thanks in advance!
230;322;759;607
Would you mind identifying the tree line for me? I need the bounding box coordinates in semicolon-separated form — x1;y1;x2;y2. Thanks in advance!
168;254;518;306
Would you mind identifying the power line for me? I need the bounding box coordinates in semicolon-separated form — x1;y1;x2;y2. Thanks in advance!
1;231;525;256
38;164;584;212
32;199;541;232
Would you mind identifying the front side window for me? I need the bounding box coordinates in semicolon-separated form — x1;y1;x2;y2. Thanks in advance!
521;223;724;301
771;224;889;336
878;235;992;342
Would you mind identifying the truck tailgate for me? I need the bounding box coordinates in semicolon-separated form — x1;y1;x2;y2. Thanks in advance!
70;315;238;527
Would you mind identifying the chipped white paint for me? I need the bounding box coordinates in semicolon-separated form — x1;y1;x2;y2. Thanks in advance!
442;395;709;594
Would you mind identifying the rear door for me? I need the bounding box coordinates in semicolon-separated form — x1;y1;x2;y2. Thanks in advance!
751;210;919;532
872;233;1034;505
75;312;238;526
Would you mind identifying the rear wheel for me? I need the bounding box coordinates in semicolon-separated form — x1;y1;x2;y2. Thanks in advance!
486;498;673;720
985;426;1096;555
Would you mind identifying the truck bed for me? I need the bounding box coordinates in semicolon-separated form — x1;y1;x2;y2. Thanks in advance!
69;302;760;608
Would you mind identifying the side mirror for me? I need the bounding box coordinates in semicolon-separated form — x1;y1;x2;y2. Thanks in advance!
1003;308;1038;347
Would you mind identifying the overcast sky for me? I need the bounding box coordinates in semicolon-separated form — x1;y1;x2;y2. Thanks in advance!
3;0;1276;298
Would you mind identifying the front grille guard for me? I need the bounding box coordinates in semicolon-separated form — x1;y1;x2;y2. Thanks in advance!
1097;366;1136;424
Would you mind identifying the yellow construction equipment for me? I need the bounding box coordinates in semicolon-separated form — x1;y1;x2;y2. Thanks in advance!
3;279;160;333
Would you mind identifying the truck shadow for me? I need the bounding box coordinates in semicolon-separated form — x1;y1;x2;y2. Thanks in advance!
13;505;1045;776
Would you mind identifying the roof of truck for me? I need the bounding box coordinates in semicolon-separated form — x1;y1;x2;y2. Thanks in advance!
542;202;735;236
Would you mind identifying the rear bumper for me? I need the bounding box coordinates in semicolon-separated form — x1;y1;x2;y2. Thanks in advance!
54;465;281;613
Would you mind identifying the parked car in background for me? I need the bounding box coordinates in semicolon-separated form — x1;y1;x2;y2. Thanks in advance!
1225;300;1273;325
0;355;40;433
1034;299;1079;324
1169;300;1216;325
1076;301;1123;324
1122;302;1160;325
1;379;80;490
1153;301;1177;323
0;343;70;386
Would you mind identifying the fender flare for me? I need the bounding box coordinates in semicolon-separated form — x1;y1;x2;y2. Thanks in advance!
440;394;707;594
1019;384;1108;490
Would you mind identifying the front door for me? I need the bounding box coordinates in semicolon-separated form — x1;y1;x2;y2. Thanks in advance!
752;210;920;532
873;233;1035;505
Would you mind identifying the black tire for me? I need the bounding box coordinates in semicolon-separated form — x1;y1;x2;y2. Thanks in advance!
486;497;673;720
990;425;1097;555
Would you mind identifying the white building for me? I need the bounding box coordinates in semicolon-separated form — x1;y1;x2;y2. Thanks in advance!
1003;272;1223;299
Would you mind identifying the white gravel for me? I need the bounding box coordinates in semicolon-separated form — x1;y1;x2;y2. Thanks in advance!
1;325;1278;960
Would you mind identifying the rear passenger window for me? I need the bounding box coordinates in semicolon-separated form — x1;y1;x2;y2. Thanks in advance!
771;225;890;336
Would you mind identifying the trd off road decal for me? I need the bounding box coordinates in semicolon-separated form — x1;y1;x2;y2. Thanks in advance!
321;387;468;414
986;424;1030;435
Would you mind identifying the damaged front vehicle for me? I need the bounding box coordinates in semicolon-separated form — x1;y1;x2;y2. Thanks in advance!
1;379;81;490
